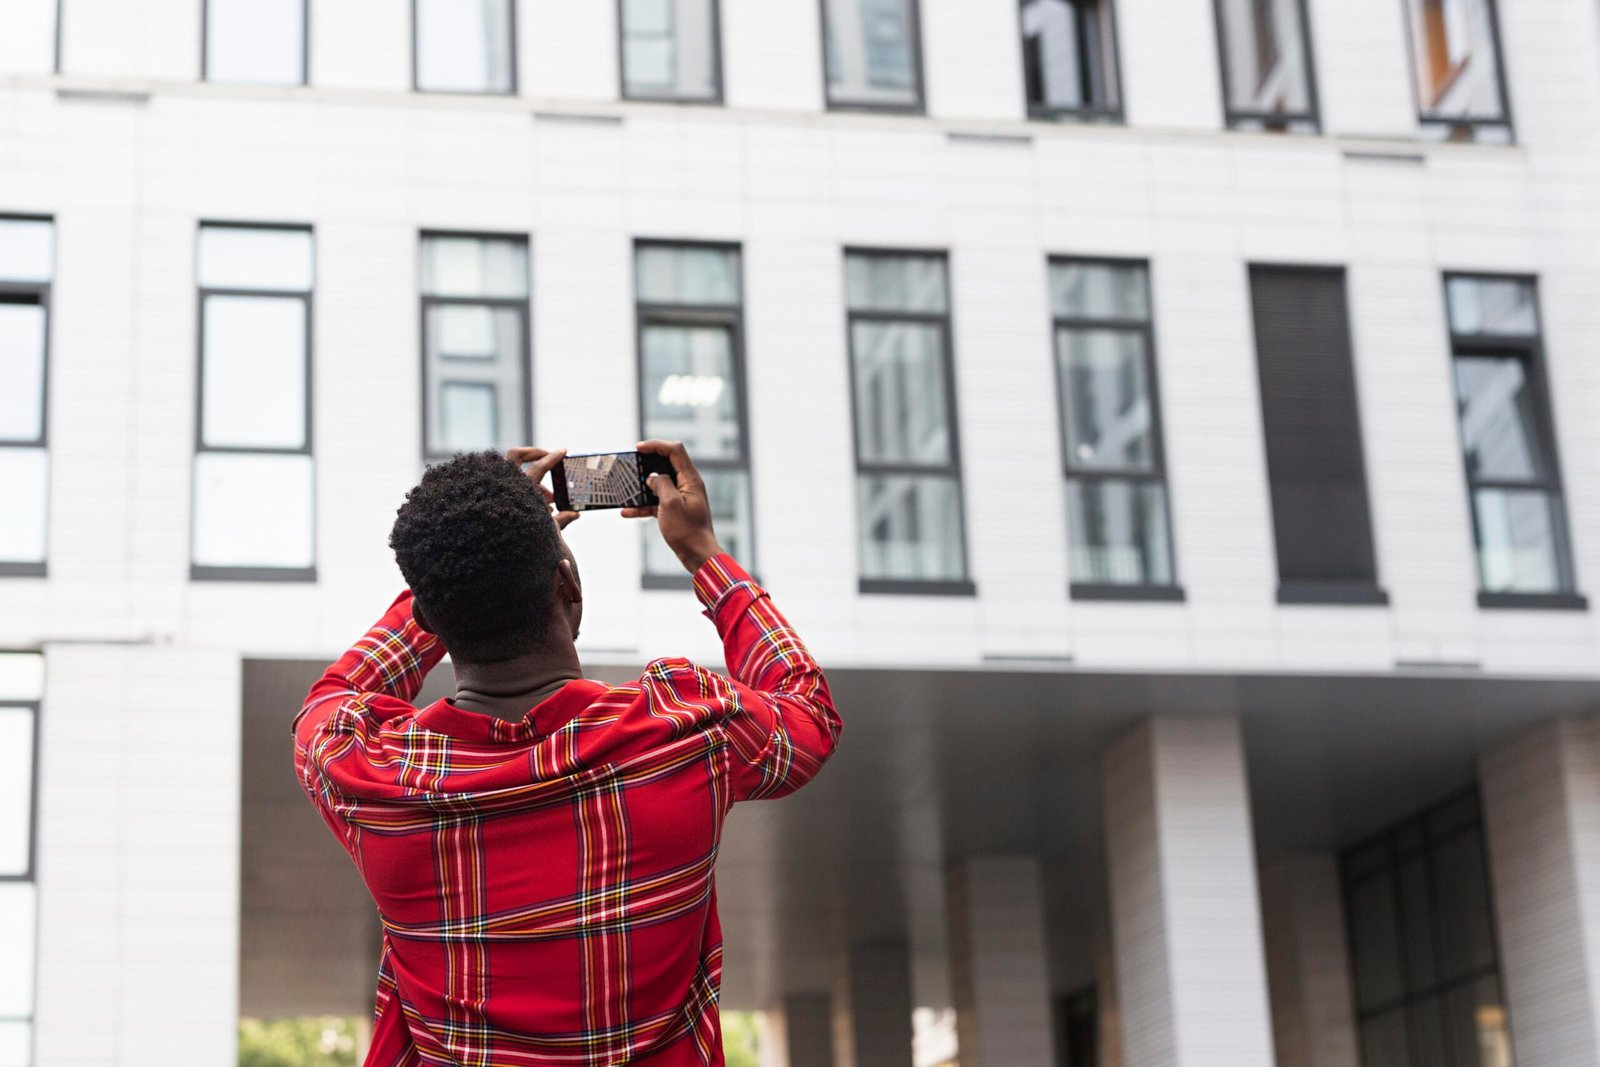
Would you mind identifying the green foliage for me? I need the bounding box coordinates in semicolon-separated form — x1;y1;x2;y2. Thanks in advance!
238;1017;362;1067
722;1010;763;1067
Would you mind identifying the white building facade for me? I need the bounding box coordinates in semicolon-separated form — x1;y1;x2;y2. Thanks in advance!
3;0;1600;1064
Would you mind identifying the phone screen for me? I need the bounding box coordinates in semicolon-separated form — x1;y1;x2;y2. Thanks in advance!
552;451;674;512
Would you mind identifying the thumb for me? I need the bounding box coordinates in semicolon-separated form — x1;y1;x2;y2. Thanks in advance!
649;472;681;507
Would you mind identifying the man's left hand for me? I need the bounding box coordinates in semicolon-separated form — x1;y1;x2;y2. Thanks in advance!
506;447;580;531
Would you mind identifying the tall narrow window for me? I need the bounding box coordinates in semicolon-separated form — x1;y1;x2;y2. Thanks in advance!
1341;791;1513;1067
414;0;517;94
621;0;722;102
204;0;307;85
0;0;58;74
420;234;531;464
1402;0;1512;142
1248;266;1385;604
0;217;52;578
0;653;43;1067
1052;259;1178;597
822;0;923;111
846;251;971;593
1444;275;1581;608
1213;0;1318;131
1021;0;1121;121
634;243;753;584
193;224;316;581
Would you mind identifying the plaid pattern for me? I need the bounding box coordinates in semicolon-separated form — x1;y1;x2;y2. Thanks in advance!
294;557;840;1066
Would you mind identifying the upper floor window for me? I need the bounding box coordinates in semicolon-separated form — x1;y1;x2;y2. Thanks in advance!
0;0;58;75
0;653;43;1067
621;0;722;103
1213;0;1319;132
414;0;517;94
205;0;307;85
0;217;53;578
1022;0;1121;121
1403;0;1512;143
823;0;923;111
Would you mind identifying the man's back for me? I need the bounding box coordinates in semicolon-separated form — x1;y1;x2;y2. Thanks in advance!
294;556;839;1065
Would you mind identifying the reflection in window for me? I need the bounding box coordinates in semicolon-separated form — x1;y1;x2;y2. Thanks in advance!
1021;0;1120;119
634;243;753;581
1403;0;1511;142
622;0;721;101
205;0;306;85
193;224;316;579
823;0;921;109
1214;0;1318;131
0;217;52;576
415;0;516;93
846;251;968;589
0;654;42;1066
420;235;530;463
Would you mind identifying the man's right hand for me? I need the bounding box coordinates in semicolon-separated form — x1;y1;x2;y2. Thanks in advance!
624;440;724;574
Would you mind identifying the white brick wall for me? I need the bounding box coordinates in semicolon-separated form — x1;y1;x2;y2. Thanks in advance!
946;857;1054;1066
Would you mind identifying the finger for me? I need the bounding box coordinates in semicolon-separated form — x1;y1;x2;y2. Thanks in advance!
620;506;658;519
636;439;701;489
521;448;567;482
537;484;555;504
649;471;683;507
555;511;580;530
505;447;550;463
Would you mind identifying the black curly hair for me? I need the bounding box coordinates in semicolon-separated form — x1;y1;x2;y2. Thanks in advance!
390;451;564;662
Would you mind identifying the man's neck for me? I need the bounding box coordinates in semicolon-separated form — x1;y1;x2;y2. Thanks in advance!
450;641;585;724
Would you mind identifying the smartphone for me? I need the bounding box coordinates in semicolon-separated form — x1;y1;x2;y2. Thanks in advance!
551;451;676;512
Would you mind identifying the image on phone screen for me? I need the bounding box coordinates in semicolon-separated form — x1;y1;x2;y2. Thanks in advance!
552;451;674;512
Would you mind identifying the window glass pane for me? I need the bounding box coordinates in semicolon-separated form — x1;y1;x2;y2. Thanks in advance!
1472;487;1569;594
636;246;739;306
421;236;529;299
1360;1010;1409;1067
1447;975;1513;1067
1431;829;1498;980
858;474;965;581
0;220;53;284
0;883;36;1016
0;449;47;564
0;302;46;443
1447;277;1537;337
645;469;750;576
641;323;741;460
1453;355;1549;483
1217;0;1314;117
423;305;525;459
0;709;33;877
192;452;315;569
1066;478;1173;585
198;227;313;292
1344;838;1390;880
1405;0;1508;123
623;0;719;99
0;655;43;702
846;254;946;313
825;0;919;106
439;383;499;452
1396;856;1437;992
0;0;57;75
207;0;305;85
1022;0;1118;113
1408;996;1449;1067
0;1022;30;1067
1427;792;1479;838
1348;870;1404;1011
852;321;951;466
1050;261;1148;320
1059;329;1153;472
201;295;307;450
416;0;515;92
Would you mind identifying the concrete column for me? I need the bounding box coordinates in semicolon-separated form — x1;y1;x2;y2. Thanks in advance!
770;993;834;1067
1102;716;1275;1067
1480;718;1600;1067
946;856;1054;1066
832;945;913;1067
1258;853;1360;1067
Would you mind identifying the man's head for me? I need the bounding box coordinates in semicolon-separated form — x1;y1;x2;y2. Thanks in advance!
390;452;580;663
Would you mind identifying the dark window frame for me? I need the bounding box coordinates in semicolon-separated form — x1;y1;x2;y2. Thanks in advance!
1049;255;1182;601
818;0;928;115
617;0;726;105
411;0;520;96
844;247;975;596
633;239;755;590
0;214;54;579
200;0;311;86
1442;272;1584;610
0;694;41;1064
1210;0;1322;132
53;0;62;73
417;230;534;468
1398;0;1516;144
1017;0;1127;123
191;220;318;583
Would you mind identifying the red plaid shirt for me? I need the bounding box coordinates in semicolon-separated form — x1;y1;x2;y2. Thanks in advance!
294;556;840;1066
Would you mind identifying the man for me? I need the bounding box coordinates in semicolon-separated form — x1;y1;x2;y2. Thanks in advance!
293;441;840;1065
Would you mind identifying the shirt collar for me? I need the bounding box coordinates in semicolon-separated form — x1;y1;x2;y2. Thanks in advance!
412;679;611;743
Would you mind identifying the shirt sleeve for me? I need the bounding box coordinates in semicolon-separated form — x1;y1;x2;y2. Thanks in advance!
692;555;842;802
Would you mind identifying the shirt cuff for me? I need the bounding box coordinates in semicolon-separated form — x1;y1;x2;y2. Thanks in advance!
692;554;757;615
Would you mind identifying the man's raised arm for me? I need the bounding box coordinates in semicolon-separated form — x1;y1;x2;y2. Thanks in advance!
293;590;445;740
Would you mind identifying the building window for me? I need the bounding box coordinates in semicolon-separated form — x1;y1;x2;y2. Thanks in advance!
0;653;43;1067
1213;0;1318;132
1341;791;1512;1067
1444;275;1581;608
0;217;52;578
1051;259;1178;597
419;234;531;465
414;0;517;94
193;224;316;581
822;0;923;111
1402;0;1512;143
633;242;753;584
845;251;971;594
1021;0;1122;121
621;0;722;102
0;0;58;74
204;0;307;85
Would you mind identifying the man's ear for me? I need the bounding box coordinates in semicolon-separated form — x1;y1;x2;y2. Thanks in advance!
411;597;436;635
556;559;582;605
